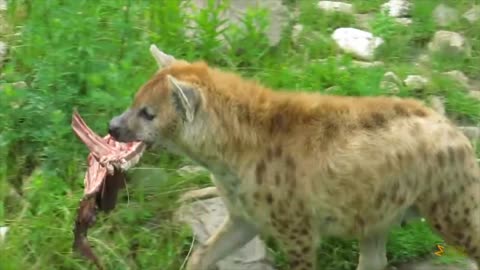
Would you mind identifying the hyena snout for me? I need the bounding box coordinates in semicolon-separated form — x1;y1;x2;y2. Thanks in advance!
108;113;134;142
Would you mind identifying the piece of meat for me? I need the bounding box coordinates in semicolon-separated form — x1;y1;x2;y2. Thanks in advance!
71;111;145;269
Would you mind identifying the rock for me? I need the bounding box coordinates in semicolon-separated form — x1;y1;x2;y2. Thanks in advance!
177;165;209;177
317;1;354;14
381;0;411;18
0;0;6;11
331;28;384;61
463;5;480;24
404;75;429;91
443;70;470;90
428;31;470;55
428;96;445;115
291;24;304;44
380;71;402;94
0;41;7;68
0;226;8;243
185;0;289;47
395;17;412;26
433;4;459;26
176;197;276;270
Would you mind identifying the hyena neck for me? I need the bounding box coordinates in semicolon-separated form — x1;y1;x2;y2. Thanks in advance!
177;84;302;174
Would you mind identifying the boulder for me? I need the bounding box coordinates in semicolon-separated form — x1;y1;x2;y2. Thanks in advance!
0;0;6;11
331;28;384;61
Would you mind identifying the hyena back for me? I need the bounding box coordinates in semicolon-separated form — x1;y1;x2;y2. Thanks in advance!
108;45;480;270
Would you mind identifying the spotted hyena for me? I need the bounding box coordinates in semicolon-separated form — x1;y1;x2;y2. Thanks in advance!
108;45;480;270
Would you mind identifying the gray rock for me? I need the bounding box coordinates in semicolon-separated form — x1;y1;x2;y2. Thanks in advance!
463;5;480;24
380;71;402;94
404;75;429;91
317;1;354;14
428;30;470;55
331;27;384;61
443;70;470;90
0;226;8;243
185;0;289;47
176;197;276;270
381;0;411;18
428;96;445;115
0;41;7;68
433;4;459;26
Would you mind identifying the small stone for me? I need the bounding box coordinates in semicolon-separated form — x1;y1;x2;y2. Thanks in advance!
463;5;480;24
381;0;411;18
380;71;402;94
433;4;459;26
428;30;470;55
404;75;429;91
0;226;8;243
291;24;304;44
428;96;445;115
317;1;354;14
0;41;7;68
443;70;470;90
395;17;412;26
331;27;384;61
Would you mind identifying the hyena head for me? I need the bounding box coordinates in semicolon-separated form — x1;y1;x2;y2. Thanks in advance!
108;45;204;149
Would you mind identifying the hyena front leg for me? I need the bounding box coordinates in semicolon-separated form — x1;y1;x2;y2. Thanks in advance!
186;216;257;270
356;232;389;270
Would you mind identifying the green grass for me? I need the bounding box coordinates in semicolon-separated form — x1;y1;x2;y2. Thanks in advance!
1;0;480;269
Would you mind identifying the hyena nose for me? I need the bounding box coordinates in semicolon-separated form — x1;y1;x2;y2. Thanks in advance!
108;125;121;139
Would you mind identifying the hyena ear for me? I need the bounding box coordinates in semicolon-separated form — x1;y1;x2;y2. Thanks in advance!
149;44;175;68
167;75;200;123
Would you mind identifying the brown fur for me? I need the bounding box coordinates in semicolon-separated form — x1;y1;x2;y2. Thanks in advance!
110;53;480;270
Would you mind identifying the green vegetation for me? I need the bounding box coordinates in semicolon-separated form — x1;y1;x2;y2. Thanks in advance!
0;0;479;269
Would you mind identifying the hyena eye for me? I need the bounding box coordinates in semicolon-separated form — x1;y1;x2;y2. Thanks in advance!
139;107;155;121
